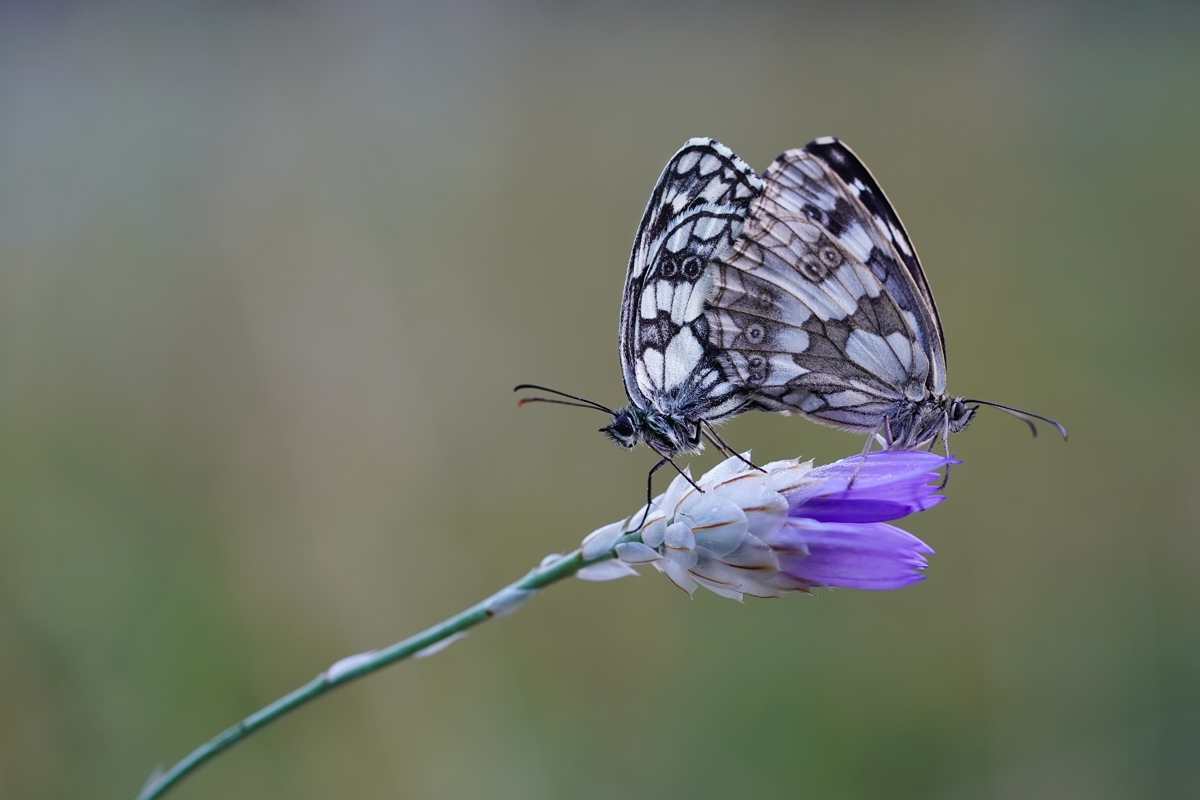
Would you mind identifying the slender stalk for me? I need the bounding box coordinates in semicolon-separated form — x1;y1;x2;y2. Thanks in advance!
136;532;641;800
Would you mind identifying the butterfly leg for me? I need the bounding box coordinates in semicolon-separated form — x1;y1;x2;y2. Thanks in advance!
702;421;766;473
634;451;705;531
702;430;731;456
662;457;703;492
634;457;669;531
846;420;886;490
937;412;953;489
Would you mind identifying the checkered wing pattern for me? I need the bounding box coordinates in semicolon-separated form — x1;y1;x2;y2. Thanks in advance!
619;138;763;421
705;138;947;434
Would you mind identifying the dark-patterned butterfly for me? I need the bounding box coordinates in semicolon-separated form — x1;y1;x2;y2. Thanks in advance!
518;137;1064;515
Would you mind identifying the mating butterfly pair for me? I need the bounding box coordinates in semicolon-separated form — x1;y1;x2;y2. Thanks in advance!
518;137;1064;497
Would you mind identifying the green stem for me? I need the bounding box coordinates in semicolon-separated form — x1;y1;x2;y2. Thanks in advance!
136;531;642;800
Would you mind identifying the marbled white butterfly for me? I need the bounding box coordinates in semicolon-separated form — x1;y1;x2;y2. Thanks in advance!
518;138;766;490
705;136;1064;456
518;137;1064;500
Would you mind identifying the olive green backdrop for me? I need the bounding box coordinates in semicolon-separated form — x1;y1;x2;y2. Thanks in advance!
1;2;1197;798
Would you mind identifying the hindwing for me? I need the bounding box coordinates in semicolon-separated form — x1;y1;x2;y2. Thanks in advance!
705;138;947;433
619;138;763;420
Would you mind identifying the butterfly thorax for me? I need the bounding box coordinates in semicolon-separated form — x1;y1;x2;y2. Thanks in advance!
887;395;975;449
601;404;704;458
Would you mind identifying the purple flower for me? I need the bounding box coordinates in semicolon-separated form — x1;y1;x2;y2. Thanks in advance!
604;450;951;600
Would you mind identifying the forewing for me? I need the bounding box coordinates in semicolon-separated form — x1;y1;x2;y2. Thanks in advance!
705;137;946;433
619;138;763;418
803;138;945;359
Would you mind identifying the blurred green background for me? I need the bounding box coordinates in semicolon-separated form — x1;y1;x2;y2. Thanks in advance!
1;2;1198;798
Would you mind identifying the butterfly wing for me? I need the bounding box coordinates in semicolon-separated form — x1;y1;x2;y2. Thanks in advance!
619;138;763;419
803;138;945;359
705;137;947;434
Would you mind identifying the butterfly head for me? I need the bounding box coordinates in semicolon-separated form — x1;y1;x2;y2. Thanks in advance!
602;405;703;457
601;408;640;450
889;395;976;449
947;397;975;434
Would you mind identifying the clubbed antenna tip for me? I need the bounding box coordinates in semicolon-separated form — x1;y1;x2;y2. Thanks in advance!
963;399;1067;441
513;383;615;415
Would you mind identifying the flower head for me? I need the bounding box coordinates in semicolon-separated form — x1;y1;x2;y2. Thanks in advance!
603;450;952;600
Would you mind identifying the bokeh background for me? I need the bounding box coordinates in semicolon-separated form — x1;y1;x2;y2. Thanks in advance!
2;2;1198;798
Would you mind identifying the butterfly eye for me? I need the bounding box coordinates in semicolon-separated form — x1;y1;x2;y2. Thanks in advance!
950;400;968;421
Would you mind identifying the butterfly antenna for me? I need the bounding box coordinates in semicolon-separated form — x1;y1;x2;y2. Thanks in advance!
516;397;614;413
513;384;616;415
962;399;1068;441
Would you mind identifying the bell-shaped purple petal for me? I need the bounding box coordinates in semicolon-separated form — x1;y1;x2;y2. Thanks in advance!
793;483;945;524
807;449;953;485
786;451;954;523
772;519;934;590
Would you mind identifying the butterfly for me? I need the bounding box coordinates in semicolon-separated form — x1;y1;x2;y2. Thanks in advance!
518;138;767;491
517;137;1064;503
704;136;1065;457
